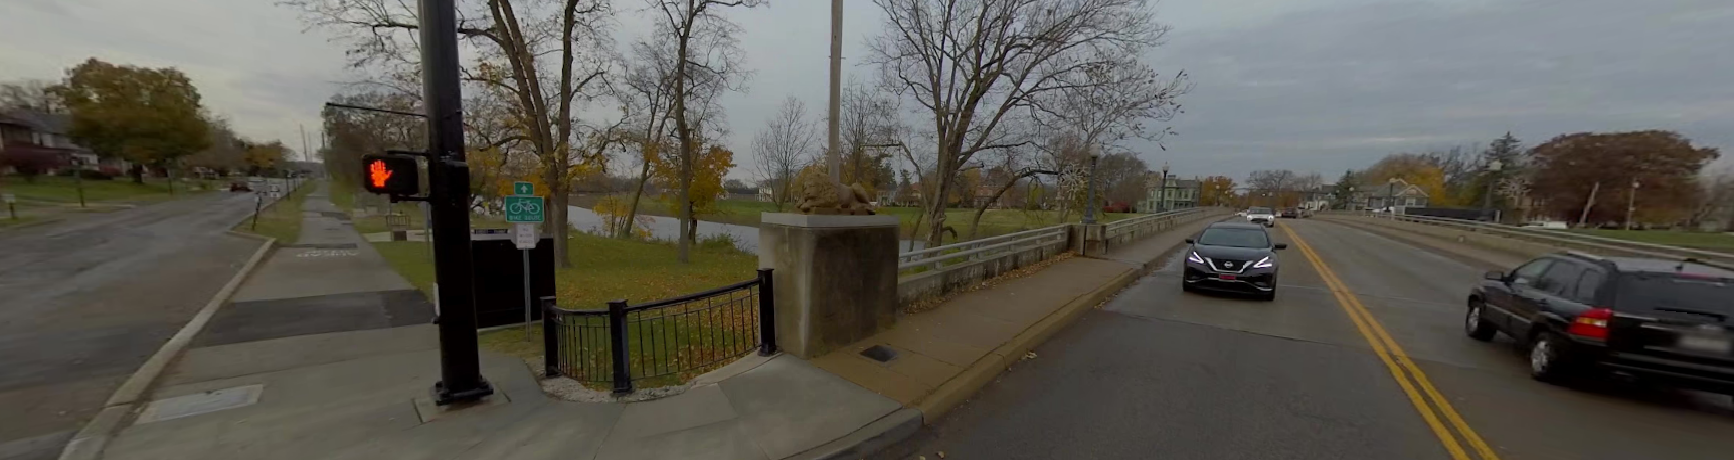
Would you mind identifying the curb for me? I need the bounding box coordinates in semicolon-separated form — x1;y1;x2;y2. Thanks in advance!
787;408;923;460
910;215;1221;422
58;236;277;460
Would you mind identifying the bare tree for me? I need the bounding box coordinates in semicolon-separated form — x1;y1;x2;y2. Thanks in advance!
752;97;815;212
646;0;762;263
867;0;1187;245
284;0;618;267
0;79;64;113
1690;167;1734;229
838;81;900;194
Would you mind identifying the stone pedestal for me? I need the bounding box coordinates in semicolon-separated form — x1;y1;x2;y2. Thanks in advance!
758;214;901;358
1070;223;1106;257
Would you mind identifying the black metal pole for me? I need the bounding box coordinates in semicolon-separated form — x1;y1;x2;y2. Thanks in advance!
541;296;559;377
757;268;777;356
608;300;634;395
421;0;491;405
1082;155;1099;225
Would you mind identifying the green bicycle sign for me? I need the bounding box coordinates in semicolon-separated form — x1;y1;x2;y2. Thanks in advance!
505;195;544;223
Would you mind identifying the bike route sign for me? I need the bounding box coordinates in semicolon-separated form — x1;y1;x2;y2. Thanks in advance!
505;182;543;223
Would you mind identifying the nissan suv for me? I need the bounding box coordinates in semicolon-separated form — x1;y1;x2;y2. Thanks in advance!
1466;252;1734;393
1183;221;1286;301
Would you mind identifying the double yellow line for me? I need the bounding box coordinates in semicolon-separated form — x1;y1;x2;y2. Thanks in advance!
1277;223;1501;460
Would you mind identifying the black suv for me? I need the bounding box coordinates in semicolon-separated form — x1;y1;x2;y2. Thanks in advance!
1467;252;1734;393
1182;221;1287;301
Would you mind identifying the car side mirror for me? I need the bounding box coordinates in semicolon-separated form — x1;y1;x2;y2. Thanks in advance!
1185;238;1195;244
1483;270;1504;281
1273;243;1288;250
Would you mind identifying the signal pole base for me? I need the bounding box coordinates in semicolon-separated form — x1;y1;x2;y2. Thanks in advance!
431;379;494;406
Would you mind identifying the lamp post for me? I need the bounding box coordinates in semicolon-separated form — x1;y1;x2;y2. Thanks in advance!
1625;179;1641;231
1082;154;1100;225
1386;179;1398;212
1481;159;1503;221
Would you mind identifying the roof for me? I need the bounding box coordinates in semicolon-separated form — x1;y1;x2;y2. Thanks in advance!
1558;253;1734;278
1206;221;1266;230
0;109;72;134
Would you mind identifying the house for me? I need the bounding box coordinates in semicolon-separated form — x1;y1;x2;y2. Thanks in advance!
1302;184;1336;210
1139;175;1200;212
1355;178;1430;210
0;109;119;175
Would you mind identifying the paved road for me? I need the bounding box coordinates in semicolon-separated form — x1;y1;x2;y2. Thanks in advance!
0;183;288;460
877;218;1734;460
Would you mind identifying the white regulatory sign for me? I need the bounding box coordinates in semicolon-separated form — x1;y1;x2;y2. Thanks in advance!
513;222;538;250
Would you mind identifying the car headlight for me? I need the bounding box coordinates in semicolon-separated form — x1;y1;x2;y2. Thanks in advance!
1188;251;1206;265
1253;256;1274;269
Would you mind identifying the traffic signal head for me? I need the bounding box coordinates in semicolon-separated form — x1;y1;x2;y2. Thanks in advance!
360;153;420;196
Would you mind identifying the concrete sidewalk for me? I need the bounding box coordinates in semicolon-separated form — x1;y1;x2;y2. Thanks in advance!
93;206;1222;460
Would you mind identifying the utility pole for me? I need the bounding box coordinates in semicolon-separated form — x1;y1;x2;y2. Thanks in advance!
1083;154;1100;224
1624;179;1641;231
1578;181;1600;228
825;0;842;181
1480;160;1502;221
420;0;492;405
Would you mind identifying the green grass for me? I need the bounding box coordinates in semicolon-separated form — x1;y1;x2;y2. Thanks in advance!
1569;229;1734;251
233;181;316;243
0;176;199;204
328;180;357;212
373;231;760;388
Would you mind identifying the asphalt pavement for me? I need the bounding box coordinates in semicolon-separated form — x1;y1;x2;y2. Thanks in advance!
0;183;284;460
877;218;1734;460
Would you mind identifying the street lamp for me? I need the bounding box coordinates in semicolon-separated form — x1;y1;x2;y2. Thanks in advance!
1625;179;1641;230
1082;153;1100;224
1481;159;1503;220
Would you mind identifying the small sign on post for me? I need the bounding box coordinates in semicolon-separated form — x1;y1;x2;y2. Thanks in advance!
507;182;544;341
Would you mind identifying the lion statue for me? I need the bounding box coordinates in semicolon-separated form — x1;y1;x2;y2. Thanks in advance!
794;167;876;215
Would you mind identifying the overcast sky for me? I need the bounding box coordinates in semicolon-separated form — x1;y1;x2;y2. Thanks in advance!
3;0;1729;182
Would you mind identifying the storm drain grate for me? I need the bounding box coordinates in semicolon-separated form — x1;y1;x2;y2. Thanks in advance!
280;243;359;249
860;345;899;363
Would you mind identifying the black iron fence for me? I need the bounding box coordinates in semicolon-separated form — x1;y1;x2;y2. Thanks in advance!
543;268;777;394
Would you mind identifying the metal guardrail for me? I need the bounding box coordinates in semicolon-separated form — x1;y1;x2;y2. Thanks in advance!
543;269;776;395
1362;213;1734;268
1105;208;1208;240
897;224;1069;271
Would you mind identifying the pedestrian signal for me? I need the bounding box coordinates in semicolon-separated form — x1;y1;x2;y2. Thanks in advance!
361;153;420;196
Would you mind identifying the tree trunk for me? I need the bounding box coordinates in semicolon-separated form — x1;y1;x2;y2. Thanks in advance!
967;175;1029;239
923;154;956;246
620;161;652;239
130;164;145;184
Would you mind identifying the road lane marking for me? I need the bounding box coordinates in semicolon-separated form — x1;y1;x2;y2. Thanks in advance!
1278;222;1501;460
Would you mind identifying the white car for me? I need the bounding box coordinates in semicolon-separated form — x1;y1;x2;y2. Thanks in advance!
1520;220;1571;230
1244;206;1277;227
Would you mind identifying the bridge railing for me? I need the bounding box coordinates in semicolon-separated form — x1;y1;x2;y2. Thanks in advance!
1356;213;1734;268
1104;208;1210;246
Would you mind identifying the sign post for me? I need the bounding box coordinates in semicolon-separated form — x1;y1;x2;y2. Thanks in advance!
3;193;15;220
507;181;544;341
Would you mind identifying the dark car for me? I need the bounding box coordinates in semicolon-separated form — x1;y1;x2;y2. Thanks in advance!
1279;208;1299;218
1182;222;1287;301
1466;252;1734;393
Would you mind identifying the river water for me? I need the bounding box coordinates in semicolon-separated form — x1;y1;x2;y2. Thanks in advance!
566;206;926;253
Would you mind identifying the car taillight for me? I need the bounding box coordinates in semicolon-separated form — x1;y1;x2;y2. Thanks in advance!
1566;307;1613;340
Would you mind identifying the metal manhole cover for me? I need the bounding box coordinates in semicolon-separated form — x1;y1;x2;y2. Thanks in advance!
860;345;898;363
136;384;264;424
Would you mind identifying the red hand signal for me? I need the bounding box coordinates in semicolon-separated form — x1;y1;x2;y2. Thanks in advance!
369;160;394;189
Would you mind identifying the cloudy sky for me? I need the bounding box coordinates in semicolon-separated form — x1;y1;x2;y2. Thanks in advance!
3;0;1730;182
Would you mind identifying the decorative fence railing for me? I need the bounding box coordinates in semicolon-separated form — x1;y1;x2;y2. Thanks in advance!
543;269;776;394
1350;213;1734;269
1103;208;1210;246
895;225;1071;307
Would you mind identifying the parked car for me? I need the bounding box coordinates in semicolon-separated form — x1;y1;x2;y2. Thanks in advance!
1244;206;1277;227
1519;221;1571;230
229;181;252;192
1183;222;1287;301
1465;252;1734;393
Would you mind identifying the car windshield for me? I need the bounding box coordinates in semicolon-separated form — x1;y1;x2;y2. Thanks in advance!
1197;228;1271;248
1248;207;1274;214
1615;273;1734;318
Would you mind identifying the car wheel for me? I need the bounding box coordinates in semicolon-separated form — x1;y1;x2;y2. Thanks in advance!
1529;332;1577;384
1465;301;1497;342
